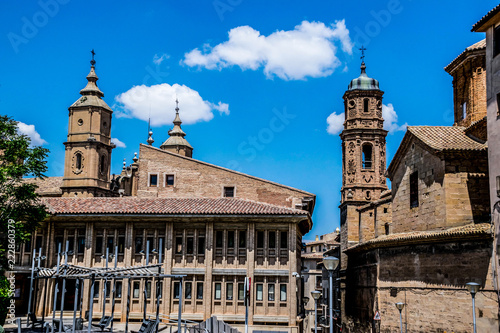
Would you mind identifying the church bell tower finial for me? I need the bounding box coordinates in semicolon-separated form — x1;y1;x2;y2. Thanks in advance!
91;49;96;67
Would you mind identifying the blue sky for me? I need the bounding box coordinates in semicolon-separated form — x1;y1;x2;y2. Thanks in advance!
1;0;495;239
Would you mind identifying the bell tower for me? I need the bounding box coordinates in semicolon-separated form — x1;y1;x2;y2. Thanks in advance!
61;51;115;197
339;59;388;265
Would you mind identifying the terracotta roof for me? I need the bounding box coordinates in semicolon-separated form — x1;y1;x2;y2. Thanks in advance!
42;197;310;216
445;39;485;73
304;239;339;246
23;177;63;196
472;4;500;32
407;126;487;152
345;223;492;253
301;252;326;259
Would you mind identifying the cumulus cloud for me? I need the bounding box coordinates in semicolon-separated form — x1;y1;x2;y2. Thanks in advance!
17;122;47;146
382;103;407;133
183;20;353;80
326;112;345;135
111;138;126;148
114;83;230;126
153;53;169;65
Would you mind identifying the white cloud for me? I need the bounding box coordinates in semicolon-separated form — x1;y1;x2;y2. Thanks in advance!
326;112;345;135
153;53;169;65
183;20;353;80
382;103;407;133
16;122;47;146
111;138;126;148
114;83;230;126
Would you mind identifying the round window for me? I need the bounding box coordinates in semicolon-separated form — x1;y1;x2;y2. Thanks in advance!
77;119;83;126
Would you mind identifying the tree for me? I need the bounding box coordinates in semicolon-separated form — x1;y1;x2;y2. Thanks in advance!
0;115;49;271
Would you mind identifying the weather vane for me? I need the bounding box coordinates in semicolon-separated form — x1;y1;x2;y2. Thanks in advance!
360;45;367;62
90;49;96;66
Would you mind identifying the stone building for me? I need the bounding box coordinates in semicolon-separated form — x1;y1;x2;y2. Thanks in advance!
338;38;498;331
17;57;316;333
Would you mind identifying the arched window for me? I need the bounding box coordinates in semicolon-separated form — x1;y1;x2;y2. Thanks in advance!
75;153;82;170
362;144;372;169
100;155;106;174
363;98;369;112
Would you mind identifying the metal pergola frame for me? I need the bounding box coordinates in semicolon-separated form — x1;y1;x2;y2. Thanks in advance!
28;239;186;333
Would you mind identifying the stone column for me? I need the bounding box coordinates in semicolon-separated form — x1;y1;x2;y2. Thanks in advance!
204;222;214;320
164;222;173;317
82;221;94;313
247;221;255;325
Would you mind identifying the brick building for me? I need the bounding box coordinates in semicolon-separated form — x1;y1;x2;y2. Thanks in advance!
16;57;316;333
338;37;498;332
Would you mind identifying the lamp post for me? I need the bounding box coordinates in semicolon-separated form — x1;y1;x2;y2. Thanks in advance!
323;256;339;333
466;282;480;333
311;291;322;333
395;302;404;333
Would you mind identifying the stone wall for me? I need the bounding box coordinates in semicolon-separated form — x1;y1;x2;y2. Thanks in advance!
137;144;313;209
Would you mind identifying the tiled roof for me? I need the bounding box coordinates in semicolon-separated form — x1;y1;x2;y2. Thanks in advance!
304;239;339;246
301;252;326;259
472;4;500;31
407;126;487;152
23;177;63;196
43;197;309;216
445;39;486;73
345;223;492;253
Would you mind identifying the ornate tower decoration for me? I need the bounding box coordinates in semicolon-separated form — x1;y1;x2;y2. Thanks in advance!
340;53;388;205
61;50;115;197
160;100;193;157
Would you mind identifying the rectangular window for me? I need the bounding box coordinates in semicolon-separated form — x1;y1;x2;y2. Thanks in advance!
135;236;143;254
173;282;180;299
214;283;222;300
280;284;287;301
106;281;111;298
146;281;152;298
223;186;234;197
165;174;175;186
462;102;467;120
133;282;140;298
147;237;154;253
35;235;43;250
77;237;85;254
216;231;223;248
280;231;287;249
149;174;158;187
25;238;32;253
187;237;194;255
93;281;100;298
115;281;122;298
175;237;183;254
157;281;163;298
118;236;125;254
228;231;235;248
269;231;276;248
268;284;275;301
494;25;500;58
107;237;114;253
257;231;264;249
67;237;74;253
95;236;103;254
185;282;192;299
197;282;204;300
410;171;419;208
238;283;245;300
198;237;205;255
256;284;263;301
239;230;246;248
226;283;233;300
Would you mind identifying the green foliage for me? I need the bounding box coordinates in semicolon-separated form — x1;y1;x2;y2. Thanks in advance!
0;115;49;270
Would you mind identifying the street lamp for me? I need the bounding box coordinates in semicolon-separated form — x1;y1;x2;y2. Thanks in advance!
395;302;404;333
311;291;322;333
323;256;339;333
466;282;480;333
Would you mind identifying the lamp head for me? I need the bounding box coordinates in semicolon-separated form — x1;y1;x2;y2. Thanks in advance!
139;250;145;255
311;290;322;300
395;302;404;311
466;282;480;295
323;256;339;271
151;249;158;254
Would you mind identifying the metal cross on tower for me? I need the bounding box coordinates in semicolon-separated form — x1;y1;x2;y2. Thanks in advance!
360;45;367;61
91;49;96;66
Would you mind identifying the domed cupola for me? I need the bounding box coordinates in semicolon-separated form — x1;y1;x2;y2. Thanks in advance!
347;62;380;91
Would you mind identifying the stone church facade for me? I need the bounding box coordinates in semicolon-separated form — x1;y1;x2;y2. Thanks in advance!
16;57;316;333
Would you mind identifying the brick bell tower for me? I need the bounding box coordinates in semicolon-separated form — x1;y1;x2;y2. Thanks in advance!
61;51;115;197
339;59;388;265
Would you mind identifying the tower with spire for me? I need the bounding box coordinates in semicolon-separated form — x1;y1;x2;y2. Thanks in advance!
160;100;193;157
61;51;115;197
339;54;388;265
